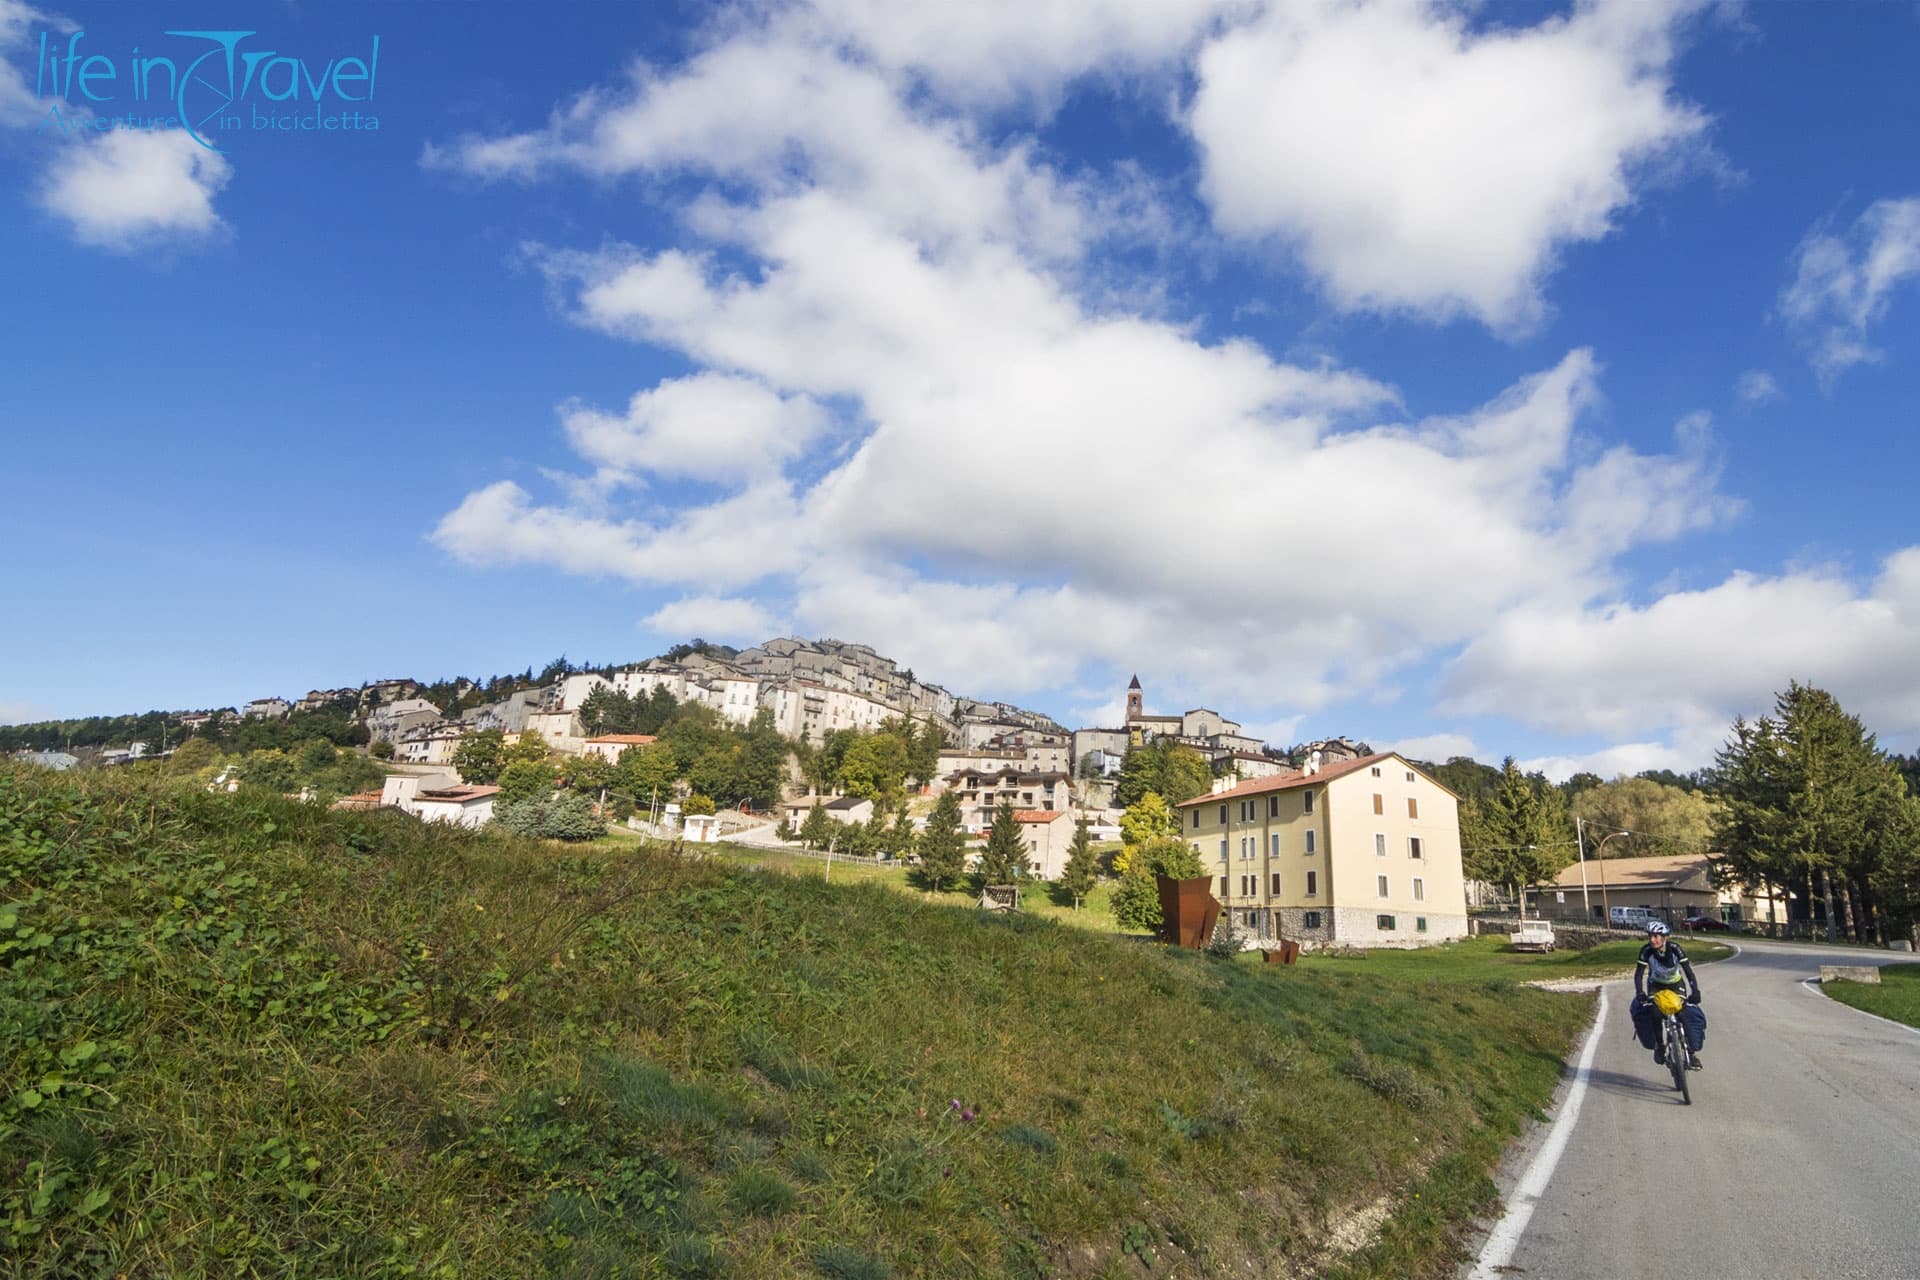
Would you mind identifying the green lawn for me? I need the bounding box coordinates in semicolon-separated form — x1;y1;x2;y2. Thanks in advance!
1821;962;1920;1028
5;768;1604;1279
1291;935;1734;982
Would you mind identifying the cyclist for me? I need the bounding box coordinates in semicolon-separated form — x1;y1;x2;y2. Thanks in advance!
1631;920;1705;1069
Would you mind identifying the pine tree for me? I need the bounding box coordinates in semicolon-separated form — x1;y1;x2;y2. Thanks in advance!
1059;817;1097;909
976;801;1031;886
917;790;967;893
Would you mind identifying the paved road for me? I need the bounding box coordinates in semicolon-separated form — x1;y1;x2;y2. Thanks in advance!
1473;939;1920;1280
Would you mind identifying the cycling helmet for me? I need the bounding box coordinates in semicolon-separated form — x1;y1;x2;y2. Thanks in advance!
1646;920;1670;937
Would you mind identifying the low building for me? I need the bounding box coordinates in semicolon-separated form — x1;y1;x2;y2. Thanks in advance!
243;697;290;720
522;711;584;755
1545;853;1716;925
408;784;500;828
815;795;875;825
1174;752;1468;949
1013;809;1075;880
580;733;658;764
397;727;467;766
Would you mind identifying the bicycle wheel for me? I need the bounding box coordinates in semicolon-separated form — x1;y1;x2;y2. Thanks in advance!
1667;1020;1690;1104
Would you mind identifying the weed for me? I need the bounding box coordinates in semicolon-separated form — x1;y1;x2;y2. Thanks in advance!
727;1166;797;1216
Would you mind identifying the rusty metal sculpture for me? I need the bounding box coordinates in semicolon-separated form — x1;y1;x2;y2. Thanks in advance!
1155;874;1222;950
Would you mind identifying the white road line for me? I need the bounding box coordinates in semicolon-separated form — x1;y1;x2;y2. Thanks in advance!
1799;977;1920;1039
1467;986;1609;1280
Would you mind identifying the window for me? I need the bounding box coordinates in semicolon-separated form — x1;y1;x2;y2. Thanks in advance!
1370;766;1381;777
1377;914;1396;931
1416;916;1428;932
1305;870;1317;896
1304;910;1322;928
1220;876;1228;897
1303;790;1315;815
1413;877;1425;902
1409;836;1423;860
1405;770;1415;783
1372;792;1384;815
1375;833;1387;857
1270;833;1281;857
1242;874;1255;896
1407;797;1419;819
1219;839;1228;859
1377;874;1389;898
1268;796;1280;818
1305;830;1317;855
1219;804;1227;824
1191;810;1199;830
1271;872;1282;895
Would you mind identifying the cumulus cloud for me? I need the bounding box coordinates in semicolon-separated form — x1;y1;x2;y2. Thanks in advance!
643;595;784;642
561;374;831;484
1442;548;1920;748
425;0;1770;761
2;0;235;250
1186;0;1711;331
38;129;231;248
1780;196;1920;382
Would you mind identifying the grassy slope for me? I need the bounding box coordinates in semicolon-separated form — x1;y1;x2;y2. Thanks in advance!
4;768;1595;1279
1821;962;1920;1028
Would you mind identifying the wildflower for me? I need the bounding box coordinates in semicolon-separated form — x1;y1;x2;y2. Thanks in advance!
949;1098;961;1111
961;1109;975;1123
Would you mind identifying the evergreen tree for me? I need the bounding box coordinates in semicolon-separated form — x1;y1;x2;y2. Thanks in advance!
1058;817;1097;909
916;790;967;893
976;800;1032;886
799;801;833;850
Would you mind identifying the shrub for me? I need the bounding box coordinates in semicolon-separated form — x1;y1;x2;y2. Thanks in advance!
491;791;606;841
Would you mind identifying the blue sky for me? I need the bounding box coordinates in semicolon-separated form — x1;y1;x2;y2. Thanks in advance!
3;0;1918;778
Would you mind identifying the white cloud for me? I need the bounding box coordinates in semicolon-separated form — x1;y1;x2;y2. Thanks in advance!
2;0;235;250
38;128;231;249
427;2;1752;757
642;595;783;642
1442;548;1920;746
1186;0;1711;331
1518;740;1707;785
1780;196;1920;382
560;374;830;484
1734;369;1780;405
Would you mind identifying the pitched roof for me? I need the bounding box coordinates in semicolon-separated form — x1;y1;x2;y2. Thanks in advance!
586;734;658;744
1548;852;1713;890
823;796;870;811
1128;674;1142;689
1013;809;1069;823
1172;752;1395;807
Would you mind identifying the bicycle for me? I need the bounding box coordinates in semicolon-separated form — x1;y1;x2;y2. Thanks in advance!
1657;1004;1691;1105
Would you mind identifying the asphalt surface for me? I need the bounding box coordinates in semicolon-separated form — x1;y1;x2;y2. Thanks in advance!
1468;938;1920;1280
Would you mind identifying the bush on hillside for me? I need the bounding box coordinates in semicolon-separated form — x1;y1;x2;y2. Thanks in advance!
491;791;605;841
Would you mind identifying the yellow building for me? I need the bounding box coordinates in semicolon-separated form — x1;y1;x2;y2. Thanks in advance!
1172;752;1468;948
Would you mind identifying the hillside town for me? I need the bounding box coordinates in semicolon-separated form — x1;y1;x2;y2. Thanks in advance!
11;635;1838;954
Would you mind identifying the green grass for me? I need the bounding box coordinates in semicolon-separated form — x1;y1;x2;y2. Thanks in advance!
1821;962;1920;1028
3;766;1600;1279
696;841;1127;935
1289;935;1734;982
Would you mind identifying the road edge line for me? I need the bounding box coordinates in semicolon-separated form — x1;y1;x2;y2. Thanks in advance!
1798;976;1920;1039
1466;985;1609;1280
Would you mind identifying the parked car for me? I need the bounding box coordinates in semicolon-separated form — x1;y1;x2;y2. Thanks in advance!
1680;914;1730;932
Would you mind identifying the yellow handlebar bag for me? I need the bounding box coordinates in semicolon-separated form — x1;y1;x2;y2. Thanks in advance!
1652;988;1686;1017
